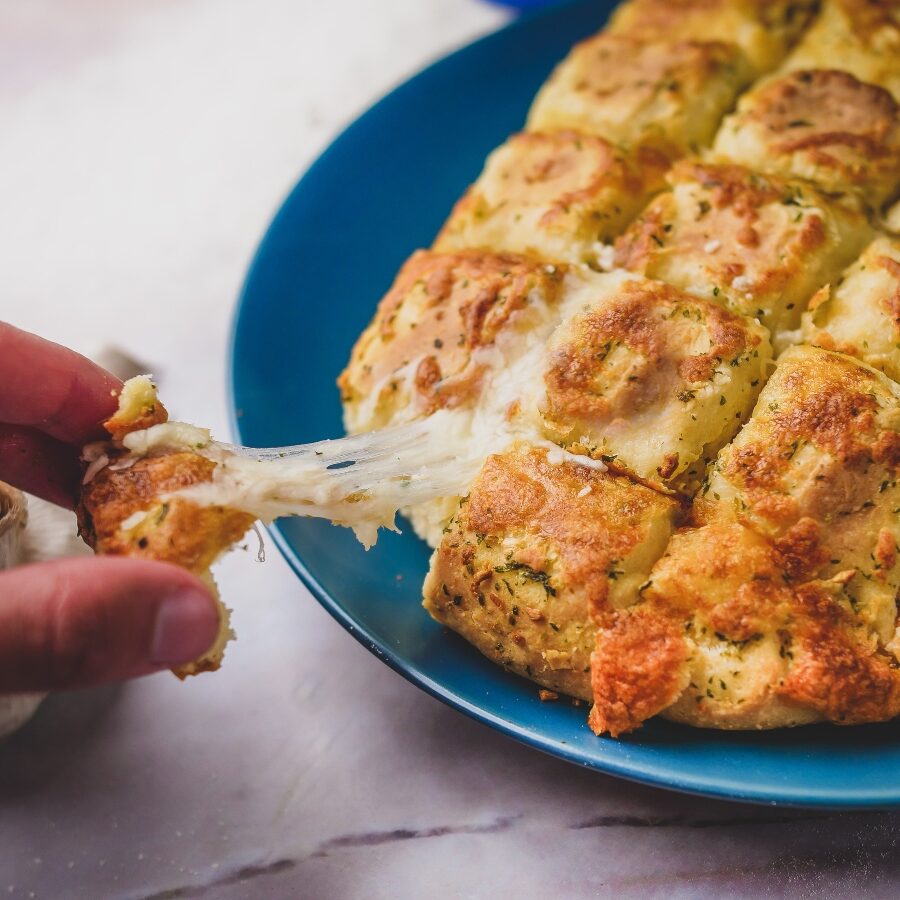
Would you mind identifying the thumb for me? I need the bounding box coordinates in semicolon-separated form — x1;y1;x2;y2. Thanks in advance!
0;557;220;692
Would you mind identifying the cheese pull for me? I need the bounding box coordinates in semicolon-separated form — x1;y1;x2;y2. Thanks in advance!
76;375;609;674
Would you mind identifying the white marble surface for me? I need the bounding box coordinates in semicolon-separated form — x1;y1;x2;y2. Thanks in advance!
1;2;899;897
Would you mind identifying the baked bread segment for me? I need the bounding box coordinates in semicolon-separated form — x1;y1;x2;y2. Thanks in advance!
591;522;808;736
77;378;254;678
80;450;254;609
703;345;900;643
434;131;667;266
608;0;815;74
590;517;900;736
712;70;900;209
527;35;753;159
780;0;900;100
591;347;900;735
802;236;900;383
423;444;680;700
540;274;771;489
614;161;873;341
339;250;566;434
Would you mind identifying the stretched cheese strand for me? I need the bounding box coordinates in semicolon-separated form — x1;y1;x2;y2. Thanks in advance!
122;412;487;548
107;284;607;548
123;412;604;549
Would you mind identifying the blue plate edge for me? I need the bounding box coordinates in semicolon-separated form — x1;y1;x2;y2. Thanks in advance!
224;4;900;811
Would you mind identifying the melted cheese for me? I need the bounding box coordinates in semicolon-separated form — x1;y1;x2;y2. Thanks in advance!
114;274;608;547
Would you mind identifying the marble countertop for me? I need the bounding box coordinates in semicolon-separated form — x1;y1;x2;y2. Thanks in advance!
1;2;898;897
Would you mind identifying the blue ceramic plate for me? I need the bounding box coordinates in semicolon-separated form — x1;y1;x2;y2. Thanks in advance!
230;0;900;808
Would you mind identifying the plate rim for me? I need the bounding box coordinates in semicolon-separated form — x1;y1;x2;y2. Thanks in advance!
227;0;900;810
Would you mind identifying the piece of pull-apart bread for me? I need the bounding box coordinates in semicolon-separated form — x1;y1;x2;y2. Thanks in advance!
423;444;681;700
801;235;900;382
528;35;753;161
779;0;900;102
712;69;900;210
538;272;772;492
433;131;668;267
614;160;873;344
608;0;816;75
76;377;255;677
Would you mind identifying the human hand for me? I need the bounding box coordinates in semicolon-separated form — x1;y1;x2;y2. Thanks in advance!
0;322;219;692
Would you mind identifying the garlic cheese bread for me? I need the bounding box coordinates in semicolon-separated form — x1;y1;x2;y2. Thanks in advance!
712;69;900;208
79;0;900;738
435;131;667;266
614;161;872;342
607;0;816;74
338;250;566;434
591;346;900;735
528;36;753;159
77;378;254;677
539;274;771;489
780;0;900;100
424;444;680;700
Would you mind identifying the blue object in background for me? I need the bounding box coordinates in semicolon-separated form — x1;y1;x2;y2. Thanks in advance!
484;0;566;9
230;0;900;807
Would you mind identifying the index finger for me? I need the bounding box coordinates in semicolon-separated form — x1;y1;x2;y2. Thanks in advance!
0;322;123;445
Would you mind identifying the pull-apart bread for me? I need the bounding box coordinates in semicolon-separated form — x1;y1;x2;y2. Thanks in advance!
79;0;900;736
77;378;255;677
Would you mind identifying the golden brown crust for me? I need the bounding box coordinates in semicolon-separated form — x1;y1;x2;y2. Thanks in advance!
615;160;872;334
541;276;771;487
103;389;168;443
434;131;667;264
528;35;753;158
78;453;254;573
585;344;900;736
802;236;900;382
338;250;565;433
588;602;689;737
704;348;900;673
423;445;679;700
708;347;900;530
713;70;900;208
608;0;815;72
599;521;900;733
780;582;900;724
629;519;900;732
781;0;900;100
79;381;254;576
648;522;797;729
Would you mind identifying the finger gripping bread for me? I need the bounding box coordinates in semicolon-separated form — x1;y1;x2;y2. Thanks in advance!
77;378;254;677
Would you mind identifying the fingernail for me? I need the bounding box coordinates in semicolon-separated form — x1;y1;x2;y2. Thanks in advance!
150;589;219;664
